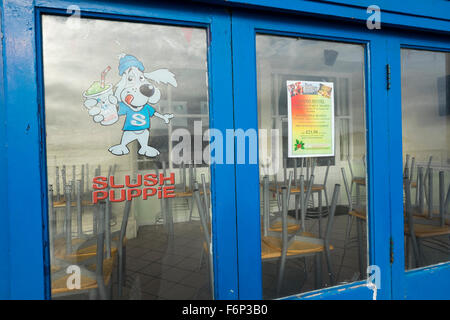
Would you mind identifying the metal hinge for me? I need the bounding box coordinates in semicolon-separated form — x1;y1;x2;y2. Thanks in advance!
390;237;394;264
386;64;391;90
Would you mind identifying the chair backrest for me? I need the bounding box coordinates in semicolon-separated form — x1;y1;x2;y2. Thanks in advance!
404;177;421;268
417;166;425;213
193;178;214;297
438;171;448;227
323;159;331;186
280;182;340;247
85;163;90;194
95;201;108;299
201;174;210;223
181;161;186;190
76;180;83;237
341;167;353;212
409;157;415;181
119;197;132;247
323;184;341;245
445;179;450;226
193;181;211;252
48;184;56;262
347;157;354;180
55;166;61;201
428;167;434;218
262;175;270;236
404;154;410;178
62;165;67;197
80;164;85;196
189;162;194;191
193;177;211;245
64;183;73;255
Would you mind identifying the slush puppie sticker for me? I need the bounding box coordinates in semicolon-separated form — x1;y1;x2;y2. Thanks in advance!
83;54;177;158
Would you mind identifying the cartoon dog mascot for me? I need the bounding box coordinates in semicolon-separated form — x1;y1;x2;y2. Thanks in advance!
84;54;176;157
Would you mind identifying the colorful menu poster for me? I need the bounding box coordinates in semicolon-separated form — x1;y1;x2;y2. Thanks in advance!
287;80;335;157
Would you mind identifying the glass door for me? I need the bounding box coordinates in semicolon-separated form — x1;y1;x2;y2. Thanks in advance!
37;2;238;300
231;9;392;299
388;32;450;300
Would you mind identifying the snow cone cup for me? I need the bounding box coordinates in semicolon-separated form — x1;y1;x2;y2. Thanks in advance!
83;81;119;125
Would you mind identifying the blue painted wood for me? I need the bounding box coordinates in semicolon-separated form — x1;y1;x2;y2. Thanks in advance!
386;37;405;301
0;5;10;300
364;34;392;300
404;263;450;300
316;0;450;21
194;0;450;34
285;280;375;300
231;9;393;300
205;8;240;300
231;12;263;300
2;0;47;299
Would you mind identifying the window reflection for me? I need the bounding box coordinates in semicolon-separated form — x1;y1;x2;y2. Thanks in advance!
43;15;213;300
401;49;450;270
256;34;367;298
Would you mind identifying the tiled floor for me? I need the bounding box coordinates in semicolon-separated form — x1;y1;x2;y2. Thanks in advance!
122;222;212;300
122;209;368;300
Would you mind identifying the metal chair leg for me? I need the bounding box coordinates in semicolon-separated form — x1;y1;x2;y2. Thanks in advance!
325;249;335;286
276;256;287;296
337;214;354;281
356;218;364;279
118;246;123;298
314;253;322;289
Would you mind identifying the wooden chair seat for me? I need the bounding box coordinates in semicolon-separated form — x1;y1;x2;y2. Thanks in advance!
268;221;301;233
352;178;366;186
261;234;332;259
404;224;450;238
51;257;114;295
268;184;323;194
53;200;94;208
174;189;210;198
54;237;118;263
349;208;367;220
173;190;193;198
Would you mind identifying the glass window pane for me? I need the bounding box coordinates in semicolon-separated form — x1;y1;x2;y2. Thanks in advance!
401;49;450;270
256;34;367;298
42;15;213;300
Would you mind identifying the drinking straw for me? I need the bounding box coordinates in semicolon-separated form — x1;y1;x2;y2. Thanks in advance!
101;66;111;88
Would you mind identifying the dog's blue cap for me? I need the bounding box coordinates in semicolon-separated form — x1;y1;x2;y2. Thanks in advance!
118;54;144;76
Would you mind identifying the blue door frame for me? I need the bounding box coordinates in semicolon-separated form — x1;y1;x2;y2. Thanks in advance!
386;31;450;300
231;9;392;300
1;0;239;300
231;9;450;300
1;0;449;300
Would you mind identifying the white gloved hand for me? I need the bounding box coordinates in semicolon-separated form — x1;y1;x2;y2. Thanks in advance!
84;98;103;123
162;113;174;124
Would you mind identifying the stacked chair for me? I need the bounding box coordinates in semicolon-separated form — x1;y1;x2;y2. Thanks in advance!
192;174;214;298
261;170;341;296
404;164;450;268
338;167;367;281
49;164;132;299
